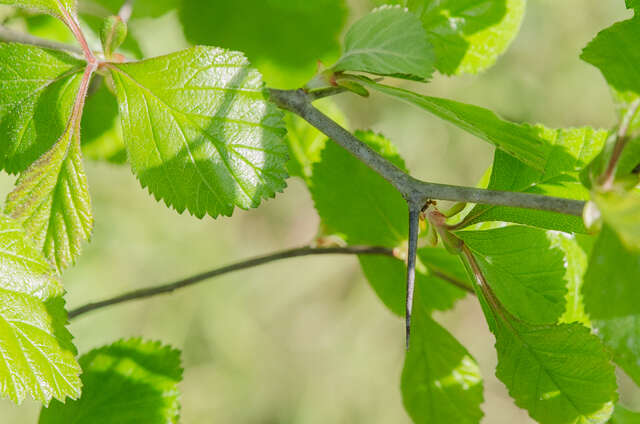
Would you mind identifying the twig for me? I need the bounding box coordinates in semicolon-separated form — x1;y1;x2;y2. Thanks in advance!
269;88;587;216
56;0;96;64
68;245;396;319
0;25;83;56
599;98;640;189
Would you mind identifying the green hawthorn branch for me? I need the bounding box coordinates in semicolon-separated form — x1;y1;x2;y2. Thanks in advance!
269;88;587;217
68;245;400;319
0;25;83;56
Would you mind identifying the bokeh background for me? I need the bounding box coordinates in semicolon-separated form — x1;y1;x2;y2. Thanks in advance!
0;0;635;422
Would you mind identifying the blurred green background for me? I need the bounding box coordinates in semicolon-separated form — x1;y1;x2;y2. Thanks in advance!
0;0;635;422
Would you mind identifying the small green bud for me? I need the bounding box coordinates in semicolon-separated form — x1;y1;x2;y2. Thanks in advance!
101;15;128;59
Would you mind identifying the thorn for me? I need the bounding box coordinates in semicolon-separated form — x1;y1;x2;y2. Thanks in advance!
405;208;420;350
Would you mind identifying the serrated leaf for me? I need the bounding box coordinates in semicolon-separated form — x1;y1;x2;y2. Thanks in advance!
354;78;553;171
0;214;81;404
550;232;589;326
5;108;93;272
0;43;85;174
593;189;640;252
0;0;76;18
494;320;616;424
405;0;526;75
581;16;640;96
583;227;640;386
179;0;347;88
610;404;640;423
333;5;434;81
359;247;469;315
108;46;288;218
465;246;617;424
402;298;483;424
465;266;616;424
310;129;407;246
462;127;607;233
458;226;570;324
627;0;640;11
39;338;183;424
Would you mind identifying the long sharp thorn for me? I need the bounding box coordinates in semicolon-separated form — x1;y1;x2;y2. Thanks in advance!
406;207;420;350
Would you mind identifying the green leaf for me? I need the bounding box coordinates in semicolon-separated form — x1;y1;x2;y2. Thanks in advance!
0;43;85;174
354;78;553;171
593;189;640;252
405;0;526;75
0;0;76;18
359;247;469;315
81;78;126;164
493;320;615;424
82;0;179;19
310;130;407;246
108;46;288;218
583;227;640;386
402;302;483;423
0;214;81;405
610;404;640;423
332;5;434;81
551;232;590;326
458;226;570;324
179;0;347;88
465;246;617;423
39;338;183;424
5;106;93;272
462;126;607;233
581;16;640;96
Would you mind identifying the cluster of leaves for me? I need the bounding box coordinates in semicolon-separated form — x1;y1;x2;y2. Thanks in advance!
0;0;638;423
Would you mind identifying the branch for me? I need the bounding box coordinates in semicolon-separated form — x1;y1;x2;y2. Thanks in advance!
68;245;396;320
268;88;587;217
0;25;83;56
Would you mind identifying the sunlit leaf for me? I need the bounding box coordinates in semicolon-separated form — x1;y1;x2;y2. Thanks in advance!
402;297;483;423
6;105;93;272
0;43;84;174
40;338;182;423
458;226;570;324
465;248;617;424
109;46;288;218
581;16;640;96
405;0;526;75
0;0;76;18
0;215;81;405
333;5;434;81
